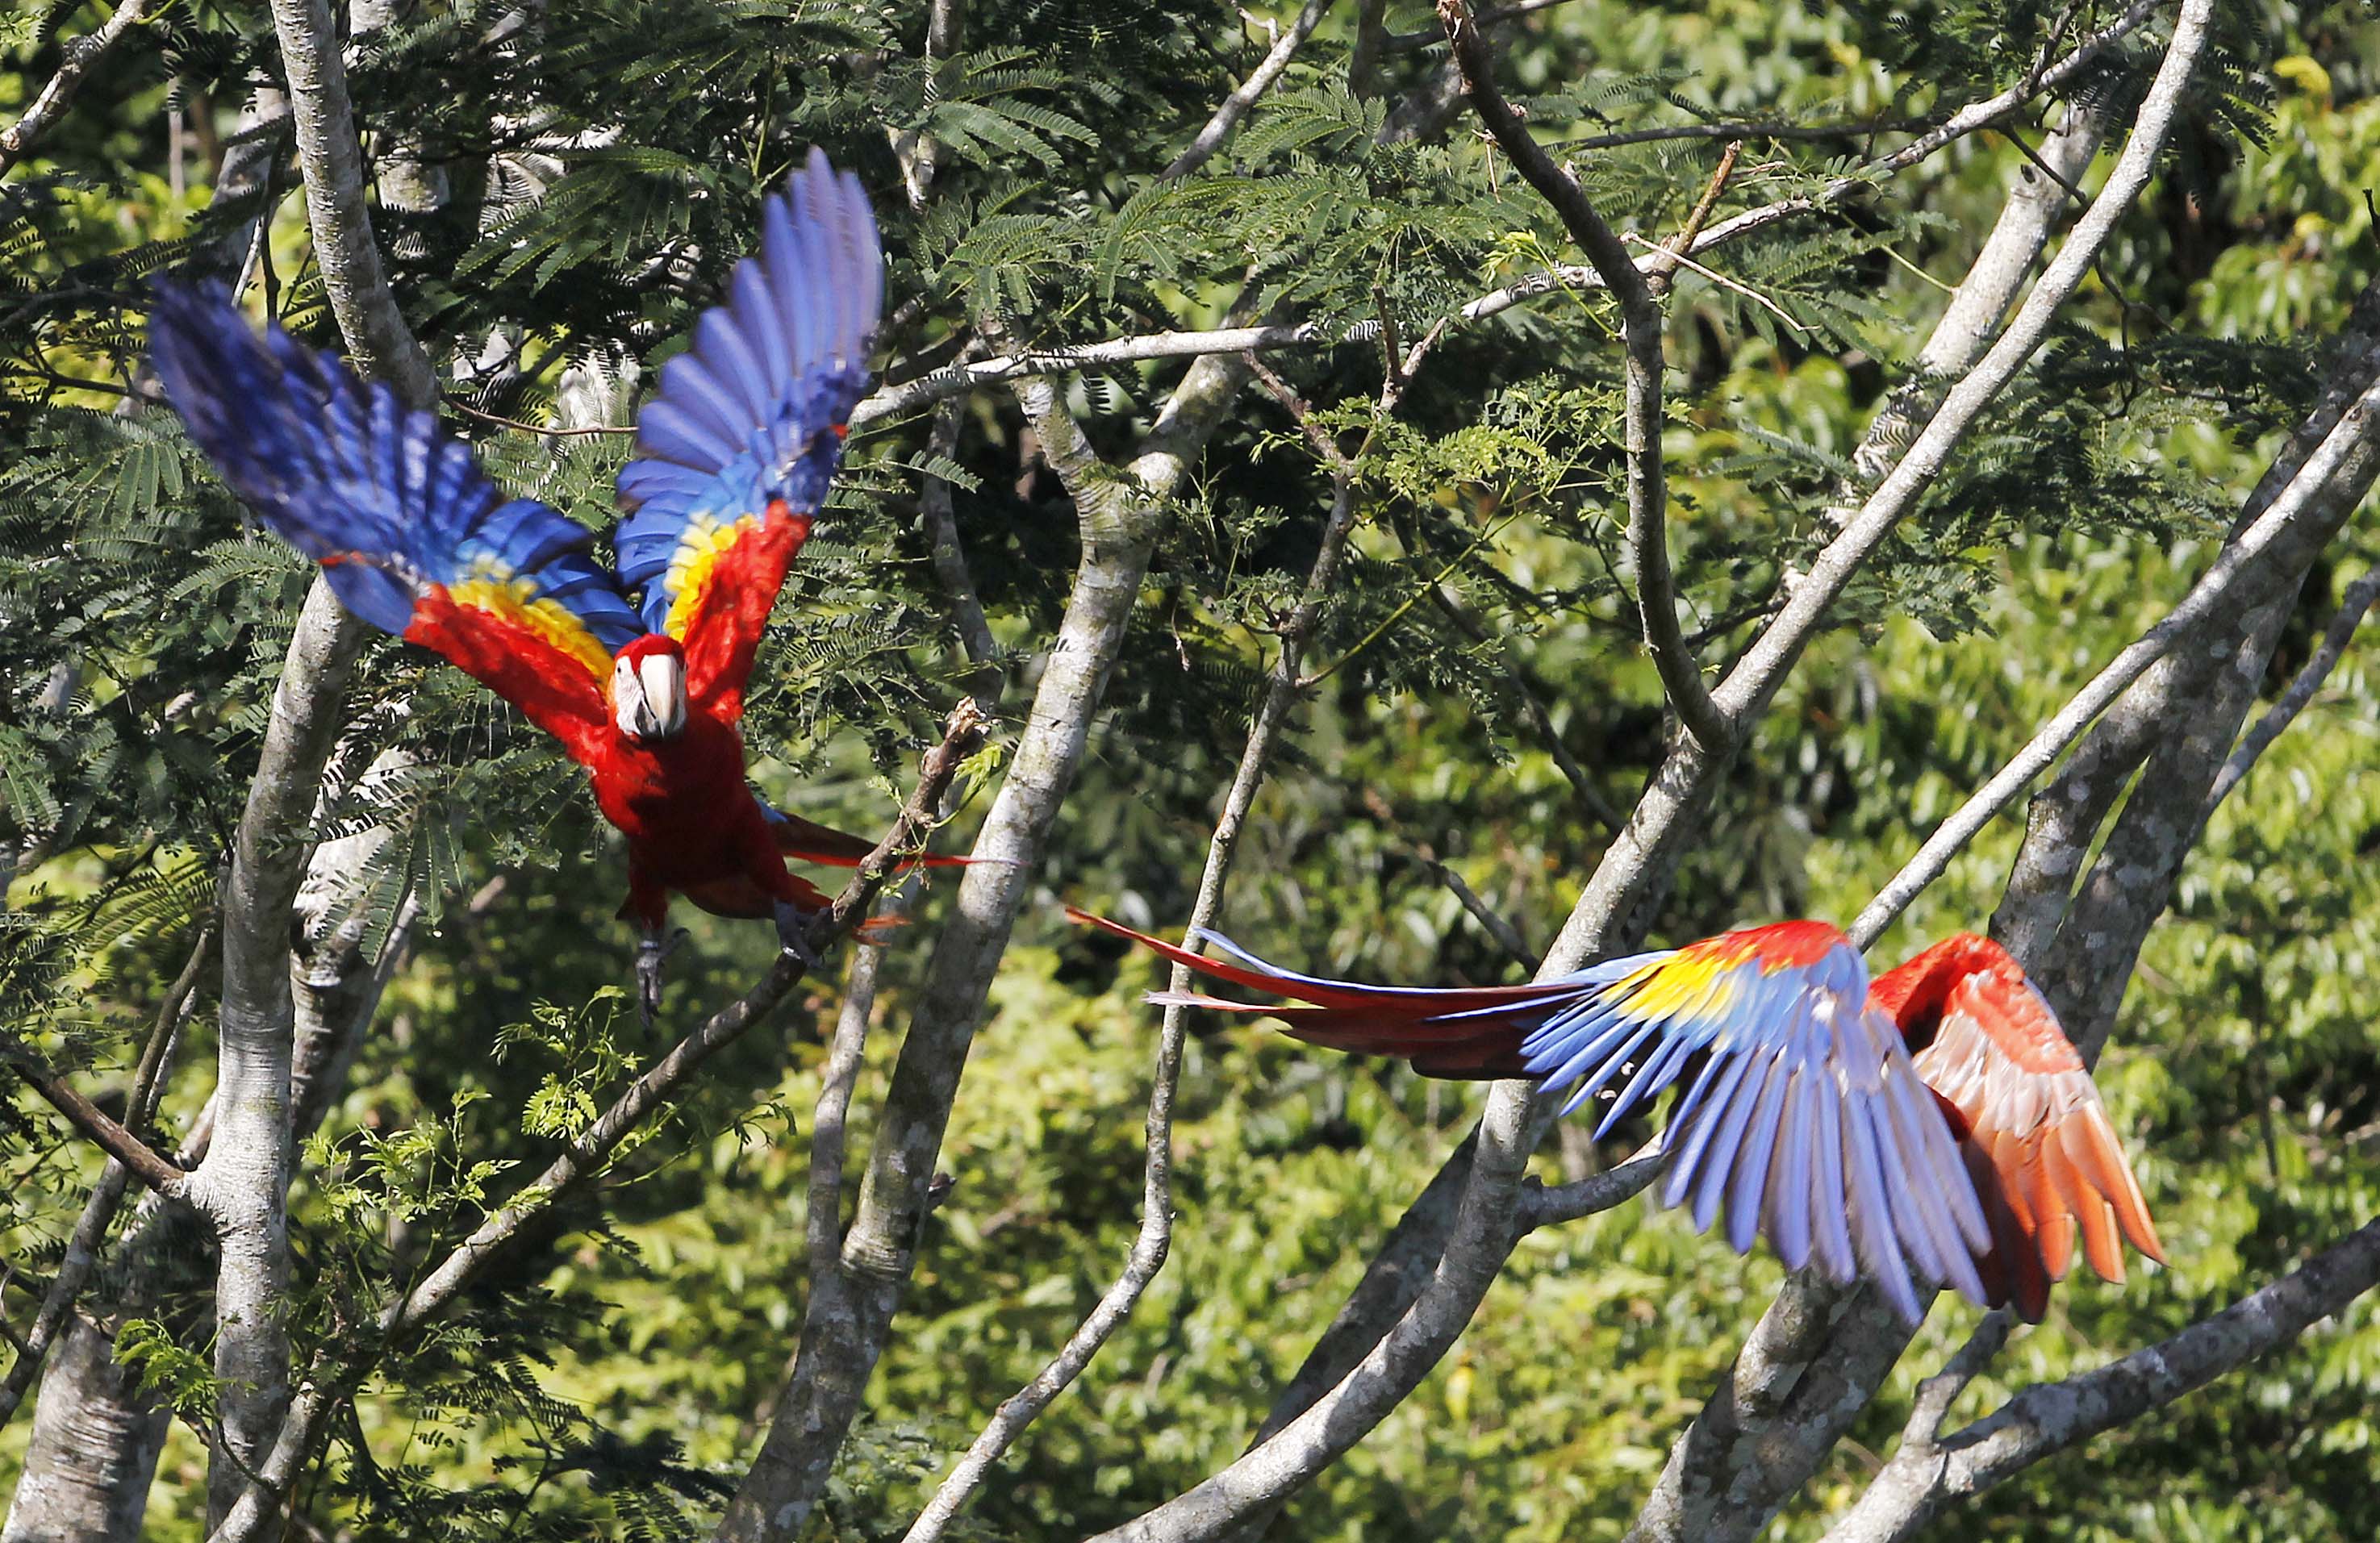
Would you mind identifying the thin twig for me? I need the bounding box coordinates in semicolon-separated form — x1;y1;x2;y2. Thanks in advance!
1848;369;2380;949
0;1038;187;1195
904;340;1406;1543
1643;142;1743;295
1419;852;1542;971
1383;0;1575;49
2203;568;2380;815
1623;231;1811;332
1521;1146;1662;1228
445;396;637;437
1442;0;1729;753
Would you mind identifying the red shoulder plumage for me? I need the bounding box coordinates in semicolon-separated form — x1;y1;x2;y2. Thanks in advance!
1693;919;1849;972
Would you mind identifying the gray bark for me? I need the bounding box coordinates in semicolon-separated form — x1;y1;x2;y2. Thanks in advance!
0;0;159;178
1826;1217;2380;1542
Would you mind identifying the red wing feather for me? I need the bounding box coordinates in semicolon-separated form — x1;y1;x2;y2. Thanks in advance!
670;505;812;723
404;589;616;766
1909;952;2165;1319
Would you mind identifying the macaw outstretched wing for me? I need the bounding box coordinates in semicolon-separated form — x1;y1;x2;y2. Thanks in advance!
1895;937;2166;1322
1517;921;1990;1323
149;282;642;766
1075;910;1994;1324
614;147;883;723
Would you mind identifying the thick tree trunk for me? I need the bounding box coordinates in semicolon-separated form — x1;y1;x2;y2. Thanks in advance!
3;1313;176;1543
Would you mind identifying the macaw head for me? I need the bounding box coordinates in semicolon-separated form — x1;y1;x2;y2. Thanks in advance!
613;634;689;742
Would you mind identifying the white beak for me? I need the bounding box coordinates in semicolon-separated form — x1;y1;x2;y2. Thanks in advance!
614;653;688;741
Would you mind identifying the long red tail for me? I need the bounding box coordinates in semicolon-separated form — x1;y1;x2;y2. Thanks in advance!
1067;907;1558;1078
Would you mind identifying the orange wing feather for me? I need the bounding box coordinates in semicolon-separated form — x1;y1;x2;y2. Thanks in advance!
1907;947;2165;1319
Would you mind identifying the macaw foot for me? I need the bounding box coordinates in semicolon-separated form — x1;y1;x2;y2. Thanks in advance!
635;928;691;1028
774;900;825;969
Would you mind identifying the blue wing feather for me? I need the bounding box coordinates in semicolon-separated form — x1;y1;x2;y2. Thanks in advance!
615;147;883;633
148;281;642;653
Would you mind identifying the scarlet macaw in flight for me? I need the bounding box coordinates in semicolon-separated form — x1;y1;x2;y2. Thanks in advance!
1073;911;2163;1324
152;150;946;1020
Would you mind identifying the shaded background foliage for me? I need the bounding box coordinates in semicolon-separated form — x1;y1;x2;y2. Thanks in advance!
3;0;2378;1537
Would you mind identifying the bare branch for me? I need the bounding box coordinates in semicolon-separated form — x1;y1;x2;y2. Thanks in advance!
0;1040;186;1196
904;402;1367;1543
1383;0;1574;50
1422;852;1543;972
2204;568;2380;815
854;2;2157;439
1824;1220;2380;1543
852;325;1315;429
266;0;435;402
1521;1147;1662;1228
0;916;214;1430
0;0;158;179
1848;368;2380;948
716;347;1254;1541
1706;0;2213;735
1165;0;1336;181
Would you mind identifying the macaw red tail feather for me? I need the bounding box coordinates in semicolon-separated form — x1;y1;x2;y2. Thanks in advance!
767;809;970;870
1071;907;1548;1078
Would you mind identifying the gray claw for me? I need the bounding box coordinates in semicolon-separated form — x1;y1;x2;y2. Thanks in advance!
635;928;690;1027
774;902;825;967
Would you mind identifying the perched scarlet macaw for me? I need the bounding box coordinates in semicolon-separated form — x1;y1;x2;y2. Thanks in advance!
1073;911;2163;1324
152;150;946;1020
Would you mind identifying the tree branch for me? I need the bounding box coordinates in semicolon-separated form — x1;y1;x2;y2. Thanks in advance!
852;2;2154;440
0;1041;186;1196
0;0;159;178
1154;7;2204;1537
903;392;1368;1543
1824;1220;2380;1543
2204;568;2380;815
1848;367;2380;948
0;915;214;1430
1165;0;1335;181
1440;0;1727;752
1692;0;2207;751
716;345;1252;1541
265;0;435;403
